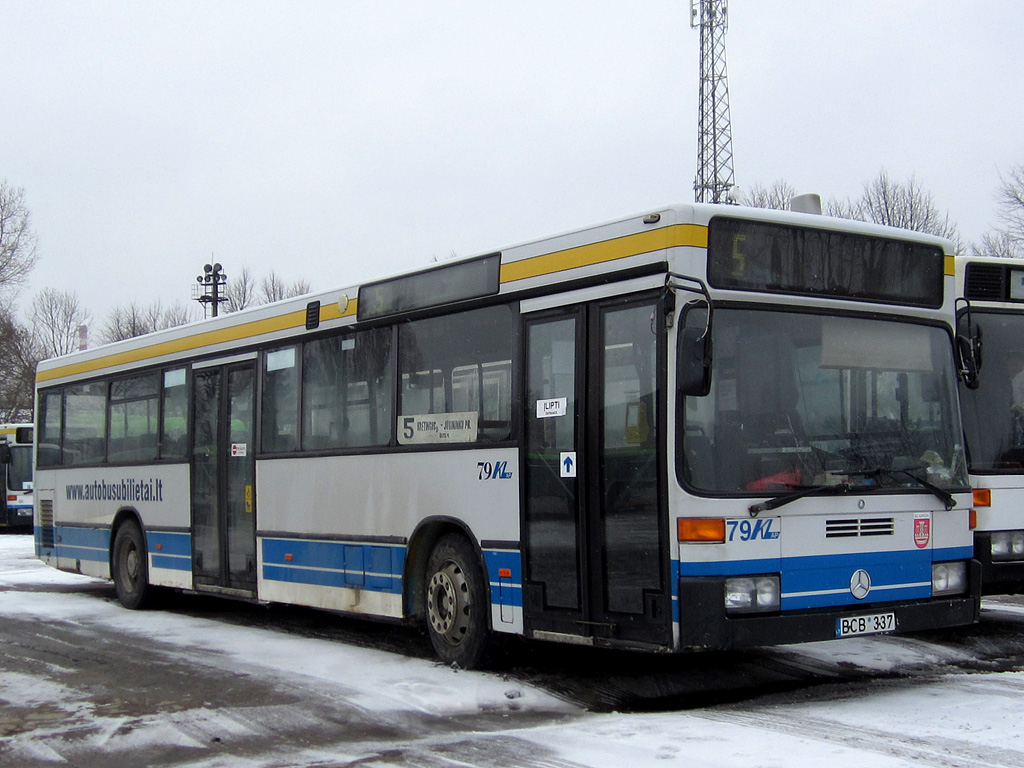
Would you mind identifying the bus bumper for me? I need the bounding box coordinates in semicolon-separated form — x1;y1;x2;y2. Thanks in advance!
974;532;1024;595
0;506;33;530
677;560;982;651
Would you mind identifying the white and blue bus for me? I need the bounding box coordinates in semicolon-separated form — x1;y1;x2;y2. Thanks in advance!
955;255;1024;593
34;204;979;667
0;424;34;531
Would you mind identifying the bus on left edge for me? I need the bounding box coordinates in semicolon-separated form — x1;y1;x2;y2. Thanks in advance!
0;424;34;530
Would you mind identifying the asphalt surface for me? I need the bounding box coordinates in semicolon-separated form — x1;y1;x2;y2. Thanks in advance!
7;534;1024;767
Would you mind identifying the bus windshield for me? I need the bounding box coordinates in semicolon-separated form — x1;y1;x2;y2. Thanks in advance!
681;308;968;495
7;445;32;491
959;311;1024;473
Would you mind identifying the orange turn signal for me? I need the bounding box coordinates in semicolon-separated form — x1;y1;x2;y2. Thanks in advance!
969;508;978;530
678;517;726;543
972;488;992;507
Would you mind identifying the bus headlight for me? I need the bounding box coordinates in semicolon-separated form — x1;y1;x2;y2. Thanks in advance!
991;531;1024;561
932;561;968;596
725;575;780;614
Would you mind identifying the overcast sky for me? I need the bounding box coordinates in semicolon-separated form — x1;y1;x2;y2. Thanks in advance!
3;1;1022;331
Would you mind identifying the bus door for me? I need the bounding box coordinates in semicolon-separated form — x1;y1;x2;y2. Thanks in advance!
522;294;670;647
191;357;257;595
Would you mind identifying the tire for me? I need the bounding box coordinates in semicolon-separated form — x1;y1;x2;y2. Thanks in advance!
112;521;152;610
424;533;491;669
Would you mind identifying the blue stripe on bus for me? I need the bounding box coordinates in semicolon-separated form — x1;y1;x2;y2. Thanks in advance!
151;554;191;571
147;531;192;557
260;537;525;608
934;546;974;560
261;538;405;594
484;549;523;609
676;545;977;611
54;526;110;563
147;530;192;571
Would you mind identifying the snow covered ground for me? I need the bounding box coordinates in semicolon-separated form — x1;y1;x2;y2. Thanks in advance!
2;533;1023;768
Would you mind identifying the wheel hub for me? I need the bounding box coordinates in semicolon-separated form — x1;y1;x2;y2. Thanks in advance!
427;561;470;644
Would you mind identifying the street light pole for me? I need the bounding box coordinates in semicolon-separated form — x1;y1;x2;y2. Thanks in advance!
195;262;228;317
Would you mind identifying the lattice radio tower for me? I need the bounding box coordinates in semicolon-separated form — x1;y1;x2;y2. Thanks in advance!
691;0;736;203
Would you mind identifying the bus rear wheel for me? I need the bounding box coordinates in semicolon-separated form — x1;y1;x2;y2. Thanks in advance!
424;533;491;669
112;521;152;610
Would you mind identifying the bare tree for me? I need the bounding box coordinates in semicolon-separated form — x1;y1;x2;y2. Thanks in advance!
831;171;963;253
973;230;1024;259
0;181;41;418
160;301;195;329
995;164;1024;242
260;272;311;304
101;300;197;343
824;196;864;220
31;288;91;358
0;309;40;421
741;180;797;211
972;164;1024;258
223;266;260;313
0;181;39;301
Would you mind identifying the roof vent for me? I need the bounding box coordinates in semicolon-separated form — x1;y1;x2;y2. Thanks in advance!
964;263;1005;300
791;194;822;215
305;301;321;330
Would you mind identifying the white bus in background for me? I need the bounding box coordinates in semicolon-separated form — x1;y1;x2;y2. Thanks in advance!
0;424;33;531
955;255;1024;593
34;203;979;668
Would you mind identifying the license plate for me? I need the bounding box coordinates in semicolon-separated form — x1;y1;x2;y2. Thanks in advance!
16;510;30;516
836;612;896;638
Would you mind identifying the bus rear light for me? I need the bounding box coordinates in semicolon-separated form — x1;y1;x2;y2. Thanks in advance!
6;495;14;502
932;561;968;595
973;488;992;507
724;575;780;613
969;509;978;530
991;531;1024;561
678;518;725;543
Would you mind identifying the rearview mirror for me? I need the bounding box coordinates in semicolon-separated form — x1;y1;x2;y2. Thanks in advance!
955;297;982;390
678;302;712;396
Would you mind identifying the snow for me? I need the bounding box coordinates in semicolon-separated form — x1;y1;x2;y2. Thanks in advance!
2;533;1022;767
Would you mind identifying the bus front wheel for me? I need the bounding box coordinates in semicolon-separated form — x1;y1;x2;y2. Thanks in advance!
112;521;152;610
424;533;491;669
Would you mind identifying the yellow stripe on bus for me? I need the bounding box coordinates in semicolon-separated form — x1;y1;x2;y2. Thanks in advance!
499;224;707;284
37;225;704;385
37;310;308;383
38;297;363;384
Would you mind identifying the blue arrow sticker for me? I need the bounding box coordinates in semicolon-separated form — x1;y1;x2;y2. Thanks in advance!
560;451;577;478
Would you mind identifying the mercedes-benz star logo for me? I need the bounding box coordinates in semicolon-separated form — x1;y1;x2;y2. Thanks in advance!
850;569;872;600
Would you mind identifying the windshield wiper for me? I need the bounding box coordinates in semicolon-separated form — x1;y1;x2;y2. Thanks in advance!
845;466;957;511
749;482;852;517
748;465;958;517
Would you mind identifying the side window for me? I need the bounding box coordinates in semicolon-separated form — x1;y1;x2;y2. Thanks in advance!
38;390;63;467
262;346;299;452
302;327;393;450
64;382;107;465
161;368;188;459
398;305;513;445
108;373;159;462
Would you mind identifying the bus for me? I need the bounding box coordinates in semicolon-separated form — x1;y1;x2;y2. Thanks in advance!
955;255;1024;593
0;424;34;530
34;204;979;668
